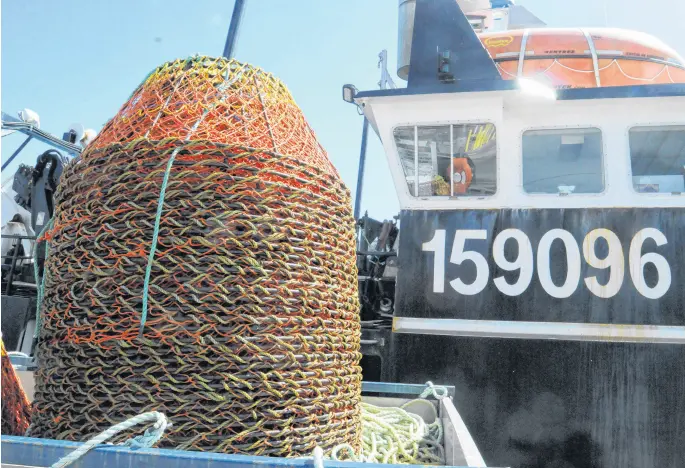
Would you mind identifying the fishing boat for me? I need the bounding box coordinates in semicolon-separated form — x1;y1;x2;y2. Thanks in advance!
355;1;685;467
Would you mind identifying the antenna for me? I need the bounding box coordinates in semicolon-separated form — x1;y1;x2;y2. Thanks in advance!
352;50;398;219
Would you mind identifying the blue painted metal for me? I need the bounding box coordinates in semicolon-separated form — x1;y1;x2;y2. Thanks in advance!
8;354;36;370
357;80;517;99
408;0;502;89
1;382;462;467
356;83;685;101
353;118;370;220
556;83;685;100
0;436;475;468
2;136;33;171
1;112;82;156
362;381;456;398
223;0;246;59
490;0;514;8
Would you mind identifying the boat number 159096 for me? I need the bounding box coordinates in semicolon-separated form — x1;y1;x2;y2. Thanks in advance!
422;228;671;299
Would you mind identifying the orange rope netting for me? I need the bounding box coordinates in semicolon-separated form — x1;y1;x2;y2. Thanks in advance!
1;339;31;436
29;56;362;456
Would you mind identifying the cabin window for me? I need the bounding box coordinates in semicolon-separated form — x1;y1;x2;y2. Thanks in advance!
393;123;497;197
522;128;604;195
629;125;685;194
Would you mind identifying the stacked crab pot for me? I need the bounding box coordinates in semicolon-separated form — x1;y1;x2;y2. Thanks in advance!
1;340;32;436
29;56;362;456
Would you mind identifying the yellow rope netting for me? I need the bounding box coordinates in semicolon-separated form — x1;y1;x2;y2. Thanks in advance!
29;56;362;456
1;340;32;436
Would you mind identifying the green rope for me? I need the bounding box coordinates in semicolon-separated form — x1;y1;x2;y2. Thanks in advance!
33;218;55;339
139;60;232;336
419;381;449;400
139;148;181;336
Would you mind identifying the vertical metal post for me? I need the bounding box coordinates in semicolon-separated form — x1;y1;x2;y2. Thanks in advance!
430;141;438;177
223;0;247;59
353;118;370;220
5;239;21;296
450;125;454;196
414;126;419;196
378;50;397;90
2;136;33;171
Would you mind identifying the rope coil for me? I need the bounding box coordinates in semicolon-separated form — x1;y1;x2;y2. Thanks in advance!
331;382;449;465
0;339;31;436
29;57;362;456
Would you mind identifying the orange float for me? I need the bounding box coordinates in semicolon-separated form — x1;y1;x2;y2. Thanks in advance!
479;28;685;88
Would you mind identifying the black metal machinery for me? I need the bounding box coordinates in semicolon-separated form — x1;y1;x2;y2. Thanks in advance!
356;212;399;382
13;150;67;234
1;119;75;354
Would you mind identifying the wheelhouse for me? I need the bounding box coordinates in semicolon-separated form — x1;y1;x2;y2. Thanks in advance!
358;85;685;211
350;2;685;465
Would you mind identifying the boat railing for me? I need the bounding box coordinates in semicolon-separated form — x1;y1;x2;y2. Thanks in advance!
1;233;38;296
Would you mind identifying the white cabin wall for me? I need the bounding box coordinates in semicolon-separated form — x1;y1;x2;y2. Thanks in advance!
369;93;506;210
362;92;685;210
506;96;685;209
505;97;626;209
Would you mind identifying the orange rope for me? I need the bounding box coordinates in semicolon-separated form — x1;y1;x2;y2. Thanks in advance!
1;340;31;435
29;56;362;456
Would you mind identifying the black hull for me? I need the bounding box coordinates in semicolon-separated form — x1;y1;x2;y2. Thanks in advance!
387;334;685;468
383;207;685;466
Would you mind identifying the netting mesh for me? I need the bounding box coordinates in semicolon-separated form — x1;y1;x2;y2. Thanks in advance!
93;57;335;174
1;340;32;436
28;56;362;456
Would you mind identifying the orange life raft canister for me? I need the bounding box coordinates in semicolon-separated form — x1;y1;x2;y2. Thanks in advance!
479;28;685;88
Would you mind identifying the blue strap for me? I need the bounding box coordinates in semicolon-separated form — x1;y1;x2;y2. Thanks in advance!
139;148;181;336
139;59;231;336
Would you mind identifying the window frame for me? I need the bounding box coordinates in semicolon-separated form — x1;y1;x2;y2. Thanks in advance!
519;125;607;197
627;124;685;196
391;120;499;199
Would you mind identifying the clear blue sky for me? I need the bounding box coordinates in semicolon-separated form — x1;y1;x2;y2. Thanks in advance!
2;0;684;220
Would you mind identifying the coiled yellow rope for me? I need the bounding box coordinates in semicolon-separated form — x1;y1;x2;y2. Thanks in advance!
331;399;445;465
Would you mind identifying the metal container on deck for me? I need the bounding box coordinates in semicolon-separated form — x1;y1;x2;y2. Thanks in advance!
0;382;490;468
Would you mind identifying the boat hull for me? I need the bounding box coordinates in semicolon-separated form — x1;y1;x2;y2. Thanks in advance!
390;207;685;467
389;334;685;468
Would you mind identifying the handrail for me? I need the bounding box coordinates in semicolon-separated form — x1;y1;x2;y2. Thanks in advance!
1;234;37;295
362;381;456;398
1;234;37;240
2;112;82;156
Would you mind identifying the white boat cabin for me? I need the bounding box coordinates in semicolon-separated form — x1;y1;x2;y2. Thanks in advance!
357;86;685;212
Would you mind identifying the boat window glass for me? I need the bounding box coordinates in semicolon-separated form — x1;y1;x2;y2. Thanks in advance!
393;123;497;197
629;125;685;194
394;126;417;194
522;128;604;194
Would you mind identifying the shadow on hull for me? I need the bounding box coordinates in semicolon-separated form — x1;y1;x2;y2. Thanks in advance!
380;335;685;468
